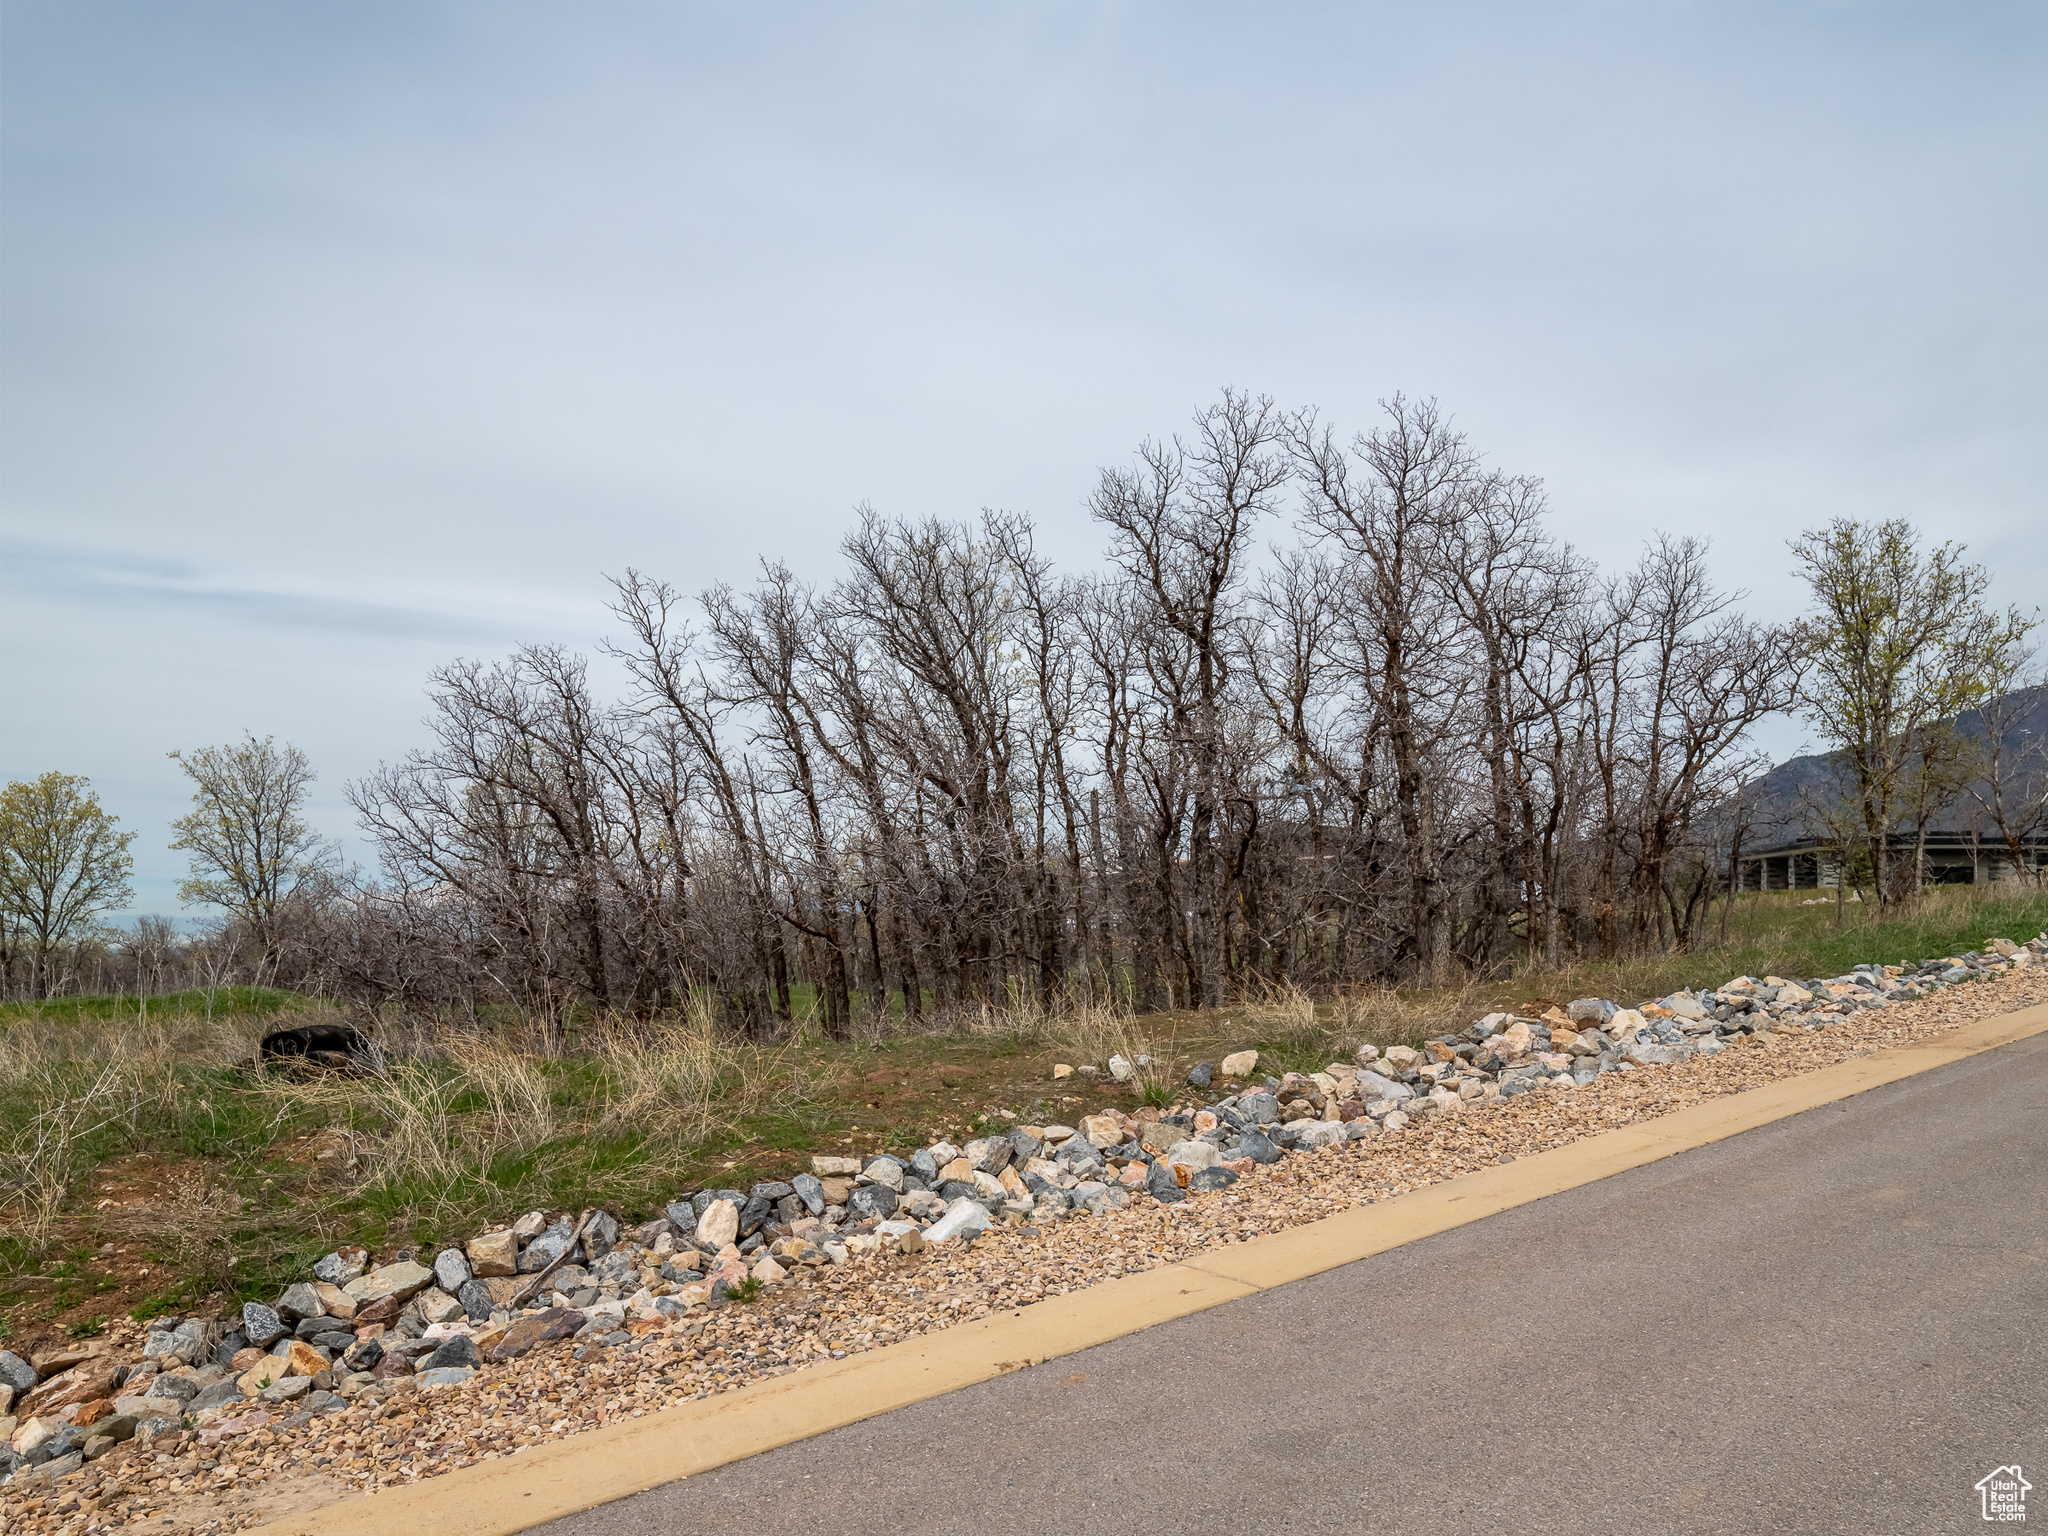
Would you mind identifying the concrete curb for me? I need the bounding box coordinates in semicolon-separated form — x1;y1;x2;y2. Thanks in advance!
249;1000;2048;1536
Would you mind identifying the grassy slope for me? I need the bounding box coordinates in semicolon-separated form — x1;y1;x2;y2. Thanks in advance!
1;887;2043;1349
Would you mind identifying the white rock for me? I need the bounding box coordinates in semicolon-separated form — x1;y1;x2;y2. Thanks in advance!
1606;1008;1647;1042
925;1196;992;1243
810;1155;862;1176
1107;1054;1136;1081
1164;1140;1220;1170
860;1158;904;1191
1354;1070;1412;1102
1037;1125;1074;1145
697;1198;740;1249
1220;1049;1259;1078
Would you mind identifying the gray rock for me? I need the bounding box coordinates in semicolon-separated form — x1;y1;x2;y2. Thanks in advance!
419;1336;482;1371
276;1282;325;1321
849;1184;899;1220
584;1209;620;1260
434;1247;472;1293
547;1264;590;1294
341;1338;385;1372
140;1330;187;1360
241;1302;288;1347
1187;1166;1239;1192
1296;1121;1348;1149
259;1375;313;1403
1238;1091;1280;1125
1567;997;1618;1025
1186;1062;1214;1089
859;1158;905;1192
1076;1183;1132;1215
1033;1187;1072;1218
191;1381;246;1411
1145;1161;1185;1204
415;1366;477;1389
213;1332;248;1368
144;1374;199;1403
665;1200;699;1237
1006;1127;1043;1162
1344;1120;1377;1141
312;1249;366;1286
962;1137;1012;1176
456;1278;497;1322
1237;1130;1283;1165
738;1194;773;1235
1622;1041;1678;1066
1053;1137;1104;1170
908;1149;941;1183
518;1221;579;1273
749;1181;793;1203
790;1173;826;1215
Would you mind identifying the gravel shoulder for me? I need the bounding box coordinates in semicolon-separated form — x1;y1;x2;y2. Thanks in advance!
4;965;2043;1536
545;1009;2048;1536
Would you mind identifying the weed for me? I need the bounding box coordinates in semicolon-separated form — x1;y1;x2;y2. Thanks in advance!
728;1275;765;1304
65;1315;105;1339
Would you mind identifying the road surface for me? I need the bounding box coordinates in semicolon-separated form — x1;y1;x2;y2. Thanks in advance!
541;1031;2046;1535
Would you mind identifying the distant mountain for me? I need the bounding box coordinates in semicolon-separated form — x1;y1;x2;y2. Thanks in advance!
1734;684;2048;849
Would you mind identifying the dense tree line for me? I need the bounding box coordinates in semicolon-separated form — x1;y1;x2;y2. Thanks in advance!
317;394;1797;1030
18;398;2033;1017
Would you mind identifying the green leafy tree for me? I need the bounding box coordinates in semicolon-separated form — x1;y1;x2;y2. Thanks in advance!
1790;517;2036;906
0;772;136;996
169;735;335;961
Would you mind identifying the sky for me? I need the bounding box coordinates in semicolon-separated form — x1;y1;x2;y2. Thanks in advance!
3;2;2044;922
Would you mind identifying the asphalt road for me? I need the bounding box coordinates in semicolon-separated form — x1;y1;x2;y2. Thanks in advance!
541;1034;2046;1536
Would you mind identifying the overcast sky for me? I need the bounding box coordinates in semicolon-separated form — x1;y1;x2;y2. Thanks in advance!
4;1;2043;922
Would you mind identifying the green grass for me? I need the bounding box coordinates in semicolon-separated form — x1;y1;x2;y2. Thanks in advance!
0;986;306;1030
1;885;2040;1350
